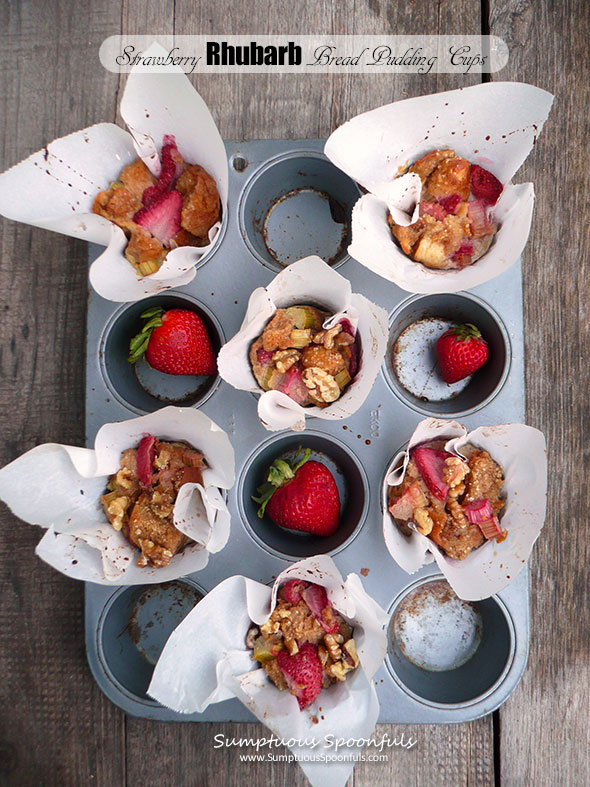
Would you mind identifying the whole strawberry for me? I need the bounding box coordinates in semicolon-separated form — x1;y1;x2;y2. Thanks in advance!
436;323;489;384
253;449;340;536
128;306;217;376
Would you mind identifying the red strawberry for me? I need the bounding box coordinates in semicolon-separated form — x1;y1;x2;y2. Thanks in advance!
280;579;309;604
436;323;489;384
133;189;182;245
128;306;217;376
470;165;503;205
411;446;454;501
142;135;184;206
253;449;340;536
276;642;323;710
438;193;462;214
301;583;340;633
137;435;156;487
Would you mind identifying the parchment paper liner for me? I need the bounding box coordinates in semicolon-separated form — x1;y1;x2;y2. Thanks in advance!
382;418;547;600
149;555;388;787
0;42;228;302
0;407;235;585
217;255;389;431
324;82;554;293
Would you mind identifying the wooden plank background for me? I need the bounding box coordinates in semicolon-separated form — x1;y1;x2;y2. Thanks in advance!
0;0;587;785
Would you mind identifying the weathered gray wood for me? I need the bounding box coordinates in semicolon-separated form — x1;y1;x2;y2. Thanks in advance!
488;0;590;785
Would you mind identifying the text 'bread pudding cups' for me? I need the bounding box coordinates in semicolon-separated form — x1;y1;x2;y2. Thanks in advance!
382;418;547;600
148;555;388;787
0;42;228;302
0;407;235;584
324;82;554;293
217;255;389;431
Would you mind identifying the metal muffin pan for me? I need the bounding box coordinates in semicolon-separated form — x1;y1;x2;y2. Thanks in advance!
85;139;528;723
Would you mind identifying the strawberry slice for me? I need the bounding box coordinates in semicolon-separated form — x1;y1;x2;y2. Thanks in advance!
411;446;453;501
142;135;184;207
389;481;428;520
302;583;340;633
276;642;323;710
438;193;462;214
464;498;493;524
276;365;308;405
133;190;182;246
280;579;308;604
137;435;156;487
471;165;503;205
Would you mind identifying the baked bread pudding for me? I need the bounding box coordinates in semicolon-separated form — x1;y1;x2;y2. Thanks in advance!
246;579;359;710
388;440;506;560
388;149;503;270
93;134;220;276
101;434;206;567
249;305;358;407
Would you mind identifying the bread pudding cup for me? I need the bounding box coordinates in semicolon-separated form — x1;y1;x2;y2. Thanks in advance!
217;255;388;431
0;407;234;584
324;82;553;293
0;43;228;302
148;555;388;787
382;418;547;600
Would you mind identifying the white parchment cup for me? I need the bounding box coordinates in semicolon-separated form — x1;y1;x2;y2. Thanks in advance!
217;255;389;431
382;417;547;600
324;82;554;293
0;42;228;303
0;407;235;585
148;555;389;787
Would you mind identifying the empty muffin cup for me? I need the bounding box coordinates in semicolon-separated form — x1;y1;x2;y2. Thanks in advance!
386;577;515;707
100;293;223;414
382;293;510;417
238;431;369;560
239;151;360;271
97;579;205;703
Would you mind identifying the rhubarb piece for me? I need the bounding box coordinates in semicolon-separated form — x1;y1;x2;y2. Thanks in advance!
334;368;351;389
467;199;494;239
284;306;324;331
452;241;475;267
276;642;323;710
389;481;428;520
470;165;503;205
288;329;312;348
420;201;448;221
133;190;182;246
276;365;309;405
411;446;453;501
253;635;279;664
464;498;494;524
477;514;504;540
280;579;309;605
136;435;156;487
301;584;340;634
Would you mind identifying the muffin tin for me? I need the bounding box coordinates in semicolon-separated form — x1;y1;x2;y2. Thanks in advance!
85;139;528;722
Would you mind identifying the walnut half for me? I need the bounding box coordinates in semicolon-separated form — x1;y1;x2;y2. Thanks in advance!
302;367;340;403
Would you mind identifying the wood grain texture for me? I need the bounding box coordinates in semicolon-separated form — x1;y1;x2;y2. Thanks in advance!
0;0;586;785
488;0;590;785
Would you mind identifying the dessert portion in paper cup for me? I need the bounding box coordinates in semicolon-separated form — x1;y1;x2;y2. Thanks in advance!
382;418;547;600
217;255;388;431
324;82;554;293
148;555;388;787
0;407;234;584
0;42;228;302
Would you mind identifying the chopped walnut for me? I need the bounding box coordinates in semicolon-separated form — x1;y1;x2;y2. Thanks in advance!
302;367;340;403
343;639;360;668
334;332;355;346
105;496;130;531
324;633;342;661
414;507;433;535
260;619;280;635
443;457;470;488
272;348;301;373
245;626;259;649
312;324;342;349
